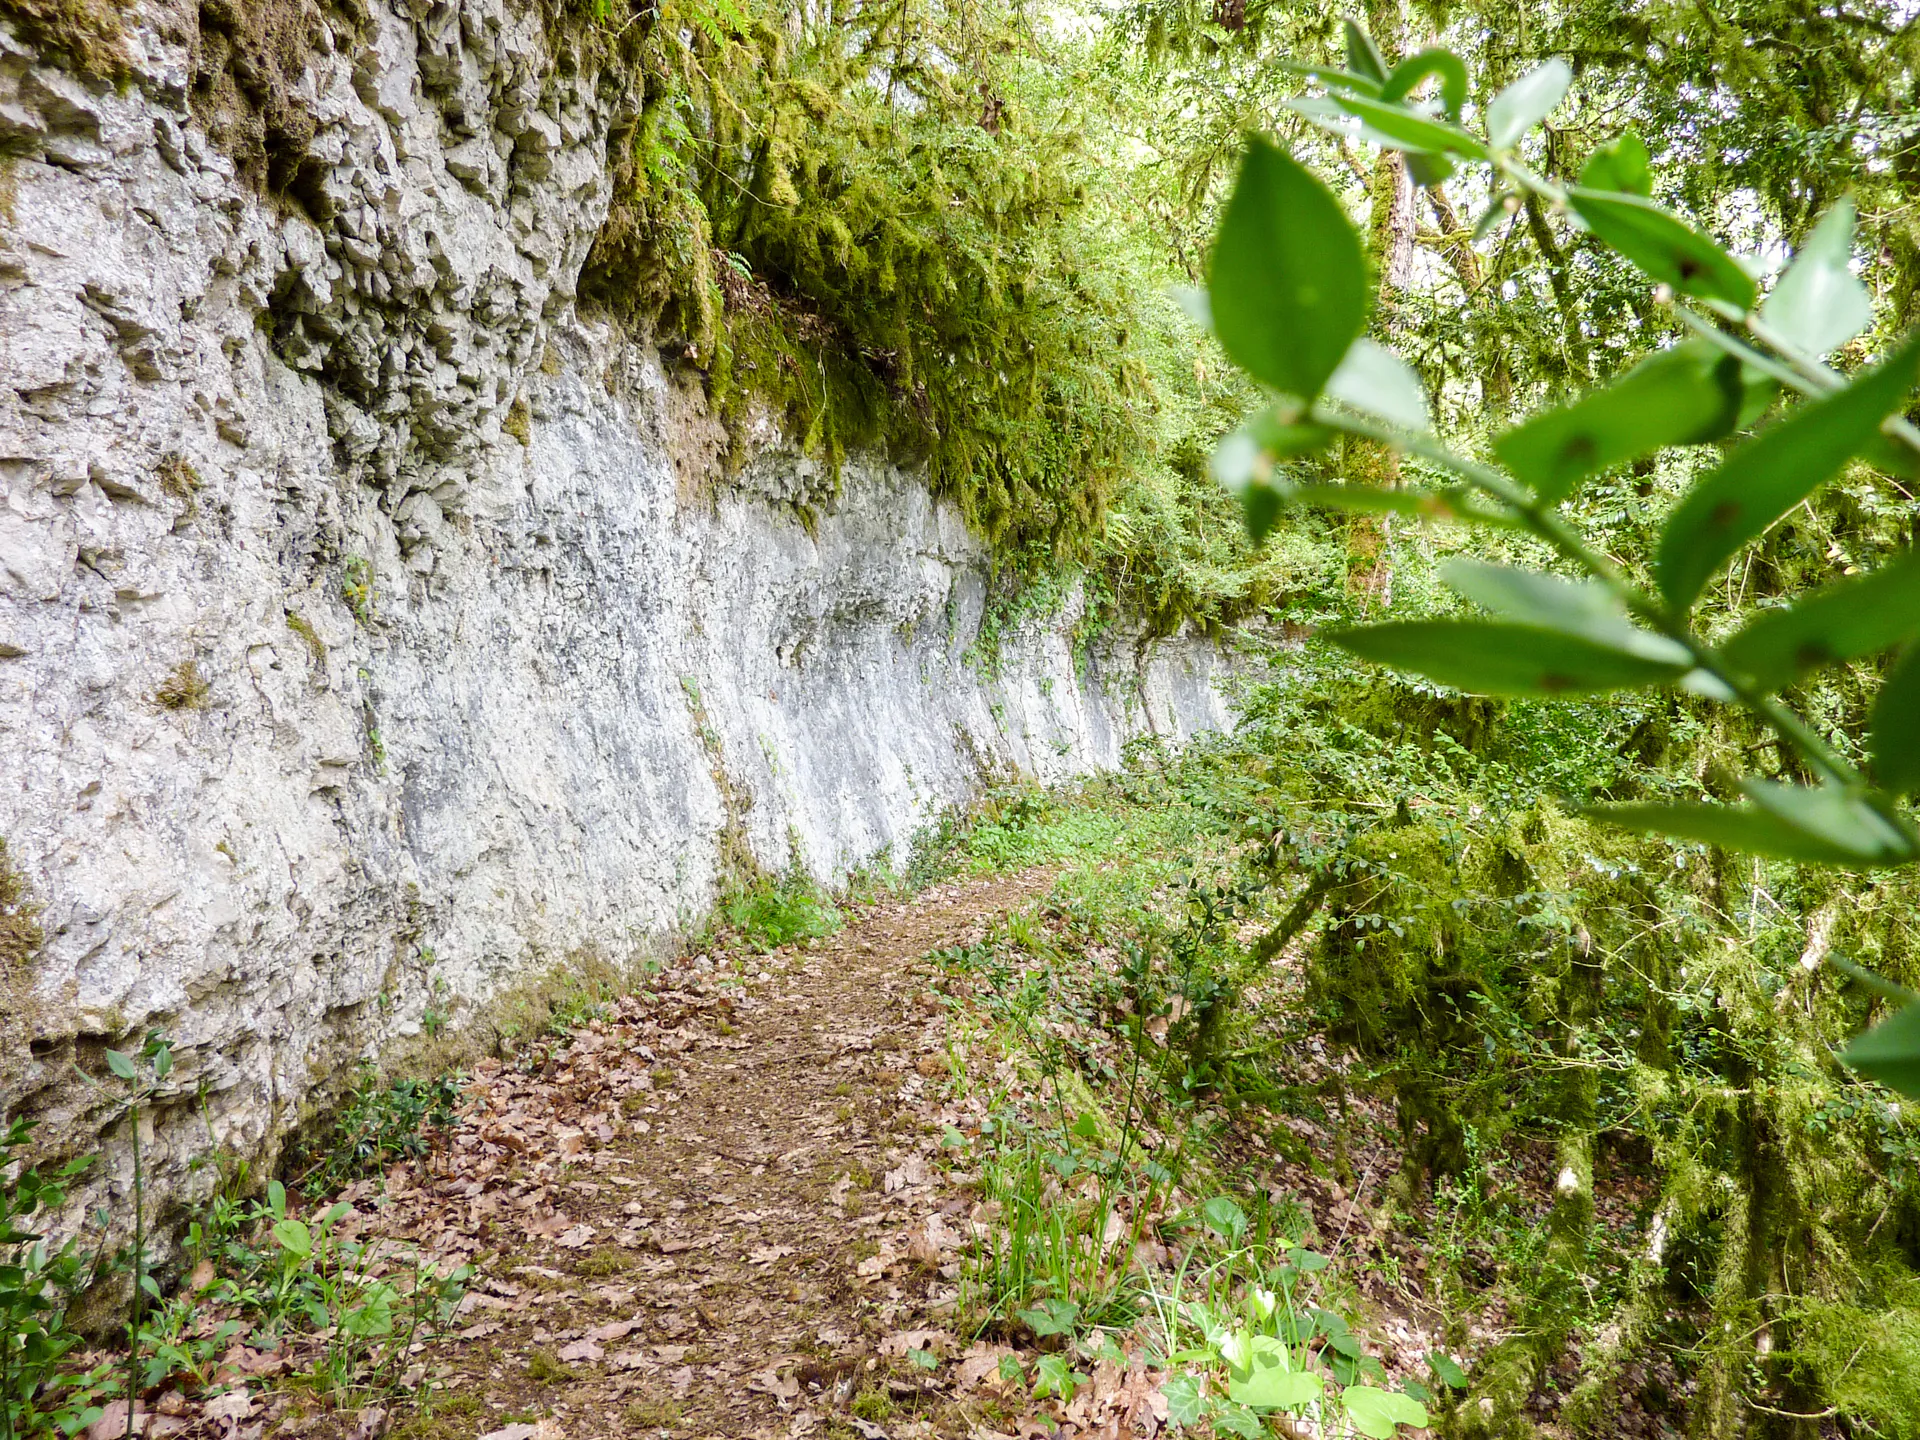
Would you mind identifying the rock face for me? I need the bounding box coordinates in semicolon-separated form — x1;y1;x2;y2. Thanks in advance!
0;0;1238;1220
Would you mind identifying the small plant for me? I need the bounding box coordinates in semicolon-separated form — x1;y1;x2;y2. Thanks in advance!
342;557;374;626
153;660;209;711
1147;1198;1430;1438
0;1119;103;1440
153;454;200;510
107;1032;173;1439
293;1069;461;1197
718;873;840;952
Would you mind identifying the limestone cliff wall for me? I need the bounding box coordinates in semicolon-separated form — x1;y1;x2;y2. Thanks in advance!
0;0;1238;1219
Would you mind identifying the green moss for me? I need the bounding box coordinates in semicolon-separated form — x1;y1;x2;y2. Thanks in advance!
502;396;533;447
1796;1279;1920;1437
0;838;44;974
0;0;130;82
285;611;327;666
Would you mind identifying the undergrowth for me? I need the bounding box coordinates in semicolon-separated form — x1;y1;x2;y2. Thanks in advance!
913;635;1920;1436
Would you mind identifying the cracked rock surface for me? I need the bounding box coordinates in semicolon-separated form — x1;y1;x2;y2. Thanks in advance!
0;0;1239;1228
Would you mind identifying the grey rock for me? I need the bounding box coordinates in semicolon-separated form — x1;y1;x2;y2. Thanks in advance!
0;0;1247;1249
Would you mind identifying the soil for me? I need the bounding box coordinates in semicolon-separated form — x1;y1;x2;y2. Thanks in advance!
316;868;1065;1440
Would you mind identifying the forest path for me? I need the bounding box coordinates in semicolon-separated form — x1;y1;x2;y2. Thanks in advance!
366;867;1058;1440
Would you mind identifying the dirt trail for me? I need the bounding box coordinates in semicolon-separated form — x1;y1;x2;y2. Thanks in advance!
364;868;1058;1440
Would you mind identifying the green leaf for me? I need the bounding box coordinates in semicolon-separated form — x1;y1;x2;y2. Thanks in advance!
1208;139;1367;402
271;1218;312;1259
1304;94;1489;161
1743;779;1915;862
1872;646;1920;794
1494;341;1747;503
1334;620;1691;695
1569;189;1757;311
1762;198;1873;359
1656;332;1920;609
1381;49;1467;118
1578;129;1652;196
1441;559;1694;667
1844;1002;1920;1099
104;1050;137;1082
1429;1352;1470;1390
1589;793;1913;866
1323;338;1429;430
1229;1350;1322;1411
1033;1352;1078;1400
1344;19;1388;85
1017;1297;1079;1337
1343;1385;1430;1438
1211;1401;1264;1439
1161;1372;1206;1427
1486;59;1571;149
1202;1194;1249;1240
1720;551;1920;689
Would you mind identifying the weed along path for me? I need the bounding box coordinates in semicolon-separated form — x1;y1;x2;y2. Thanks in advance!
349;868;1067;1440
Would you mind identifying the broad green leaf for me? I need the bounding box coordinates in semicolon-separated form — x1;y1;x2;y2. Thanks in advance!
1324;338;1429;430
1017;1297;1078;1336
1578;129;1652;196
1656;332;1920;609
1441;559;1693;666
1230;1353;1322;1410
1289;1248;1331;1272
1343;1385;1430;1438
1429;1352;1470;1389
1743;779;1914;862
1161;1372;1206;1427
1405;151;1456;189
1203;1194;1249;1239
1212;1402;1264;1439
1762;199;1872;358
1844;1002;1920;1099
1033;1352;1076;1399
1277;60;1382;98
1590;795;1911;866
1494;341;1746;503
1344;19;1388;85
271;1218;312;1259
105;1050;137;1082
1382;49;1468;118
1208;139;1367;402
1872;646;1920;793
1486;59;1571;149
1720;550;1920;689
1306;94;1489;161
1331;621;1692;695
1569;189;1757;311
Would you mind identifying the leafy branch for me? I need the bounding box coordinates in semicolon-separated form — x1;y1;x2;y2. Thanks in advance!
1203;20;1920;1090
